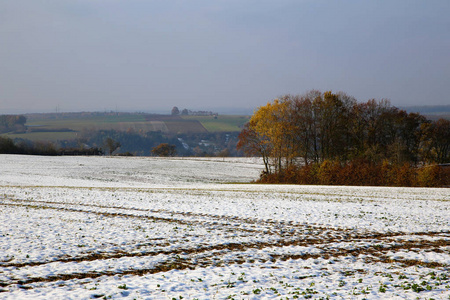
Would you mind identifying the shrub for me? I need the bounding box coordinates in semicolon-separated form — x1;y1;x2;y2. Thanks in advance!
318;160;341;185
394;163;416;187
297;164;319;185
256;159;449;187
416;165;449;187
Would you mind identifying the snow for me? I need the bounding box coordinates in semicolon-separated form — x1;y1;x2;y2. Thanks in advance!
0;154;449;299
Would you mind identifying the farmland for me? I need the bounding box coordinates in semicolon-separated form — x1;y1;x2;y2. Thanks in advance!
181;115;250;132
0;155;449;299
2;113;248;142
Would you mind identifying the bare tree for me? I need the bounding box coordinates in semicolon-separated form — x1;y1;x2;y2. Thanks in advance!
104;138;121;155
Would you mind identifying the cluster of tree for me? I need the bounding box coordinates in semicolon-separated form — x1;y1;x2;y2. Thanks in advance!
0;115;27;133
0;136;102;156
237;90;450;186
171;106;218;117
75;129;185;156
79;130;240;157
151;143;176;157
1;127;241;157
171;106;188;116
259;159;449;187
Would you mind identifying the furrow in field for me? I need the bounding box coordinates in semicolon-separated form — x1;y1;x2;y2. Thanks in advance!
0;235;447;291
0;201;262;236
1;235;447;269
0;224;447;289
0;199;373;248
1;200;448;270
3;197;448;239
1;196;447;293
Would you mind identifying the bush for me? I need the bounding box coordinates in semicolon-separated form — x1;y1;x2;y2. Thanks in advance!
416;165;448;187
318;160;341;185
394;163;416;187
338;159;380;186
297;164;319;184
0;136;19;154
256;160;450;187
151;143;176;157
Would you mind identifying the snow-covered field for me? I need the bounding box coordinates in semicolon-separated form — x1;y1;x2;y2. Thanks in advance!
0;155;449;299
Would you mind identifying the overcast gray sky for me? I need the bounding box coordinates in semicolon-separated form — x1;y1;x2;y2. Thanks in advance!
1;0;449;114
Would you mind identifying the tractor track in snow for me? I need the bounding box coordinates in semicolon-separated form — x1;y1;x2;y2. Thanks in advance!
0;198;448;291
2;197;449;238
0;236;447;290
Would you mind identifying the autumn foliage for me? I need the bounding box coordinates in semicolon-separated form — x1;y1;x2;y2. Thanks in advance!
238;90;450;187
258;160;449;187
151;143;177;157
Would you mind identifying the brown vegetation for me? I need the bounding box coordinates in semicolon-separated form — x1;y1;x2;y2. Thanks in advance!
258;159;450;187
151;143;177;157
238;90;450;187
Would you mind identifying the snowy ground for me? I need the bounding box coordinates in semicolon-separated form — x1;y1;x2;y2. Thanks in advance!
0;155;449;299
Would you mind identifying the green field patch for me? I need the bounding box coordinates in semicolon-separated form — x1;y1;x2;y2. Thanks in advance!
181;115;250;132
4;131;78;141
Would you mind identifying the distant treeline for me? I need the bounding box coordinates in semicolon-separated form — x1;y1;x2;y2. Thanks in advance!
238;90;450;187
0;129;240;157
402;105;450;114
0;136;102;156
74;129;240;157
76;129;182;156
0;115;27;133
